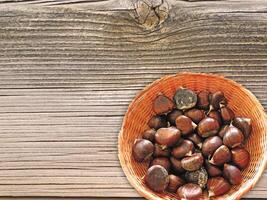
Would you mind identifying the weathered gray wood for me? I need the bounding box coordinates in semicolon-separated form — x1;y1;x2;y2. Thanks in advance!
0;0;266;198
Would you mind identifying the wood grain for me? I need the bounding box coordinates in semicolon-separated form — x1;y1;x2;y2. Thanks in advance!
0;0;266;198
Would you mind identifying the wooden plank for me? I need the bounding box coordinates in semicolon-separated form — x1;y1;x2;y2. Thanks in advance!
0;0;266;198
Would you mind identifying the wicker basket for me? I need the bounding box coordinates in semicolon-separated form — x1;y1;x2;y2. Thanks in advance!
118;73;267;200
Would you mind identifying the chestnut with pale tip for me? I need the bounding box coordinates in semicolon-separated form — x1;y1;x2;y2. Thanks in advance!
172;139;195;159
170;157;185;174
220;106;235;124
187;133;203;149
132;139;154;162
177;183;202;200
197;117;220;138
153;94;174;114
181;153;204;171
223;163;242;185
176;115;197;136
174;88;198;110
167;109;183;126
150;157;171;172
208;110;222;125
202;136;223;157
233;117;252;138
231;147;250;169
185;167;208;188
207;177;231;197
143;129;156;142
167;174;185;193
148;115;168;130
153;143;170;157
205;160;222;177
223;125;244;148
145;165;169;193
209;145;231;166
210;91;227;110
155;127;181;147
185;108;205;124
197;91;210;110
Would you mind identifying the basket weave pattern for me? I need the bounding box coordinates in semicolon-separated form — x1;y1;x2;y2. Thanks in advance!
118;73;267;200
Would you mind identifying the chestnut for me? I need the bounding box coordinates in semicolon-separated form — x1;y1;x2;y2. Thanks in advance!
207;177;231;197
143;129;156;142
202;136;222;157
208;110;222;125
177;183;202;200
172;139;195;159
145;165;169;193
181;153;204;171
167;174;185;192
187;133;203;149
153;94;174;114
197;91;210;110
170;157;185;174
185;108;205;124
209;145;231;166
148;115;168;130
167;109;183;126
176;115;197;136
132;139;154;162
153;143;170;157
210;91;227;110
205;160;222;177
220;106;235;124
231;147;250;169
174;88;197;110
223;163;242;185
155;127;181;147
218;125;230;138
233;117;252;138
185;167;208;188
223;125;244;148
150;157;171;172
197;117;220;138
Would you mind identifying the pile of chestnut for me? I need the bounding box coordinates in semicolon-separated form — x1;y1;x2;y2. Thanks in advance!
132;88;252;199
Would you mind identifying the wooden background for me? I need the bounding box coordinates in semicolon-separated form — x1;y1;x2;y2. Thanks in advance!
0;0;266;199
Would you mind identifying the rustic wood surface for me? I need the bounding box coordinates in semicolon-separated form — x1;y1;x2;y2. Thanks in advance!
0;0;266;198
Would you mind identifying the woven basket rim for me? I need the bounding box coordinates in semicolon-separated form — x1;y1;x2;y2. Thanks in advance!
118;72;267;200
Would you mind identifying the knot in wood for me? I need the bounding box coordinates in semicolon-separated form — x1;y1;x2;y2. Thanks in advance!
133;0;169;30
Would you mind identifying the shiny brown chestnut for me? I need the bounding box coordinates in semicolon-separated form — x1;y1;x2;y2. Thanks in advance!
174;88;197;110
207;177;231;197
177;183;202;200
233;117;252;138
208;110;222;125
153;94;174;114
155;127;181;147
185;108;206;124
209;145;231;166
202;136;223;157
153;143;170;157
220;106;235;124
148;115;168;130
145;165;169;193
205;160;222;177
197;91;210;110
172;139;195;159
132;139;154;162
170;157;185;174
197;117;220;138
187;133;203;149
167;109;183;126
167;174;185;193
223;163;242;185
223;125;244;148
218;125;230;138
176;115;197;136
143;129;156;142
231;147;250;169
185;167;208;188
150;157;171;172
181;153;204;171
210;91;227;110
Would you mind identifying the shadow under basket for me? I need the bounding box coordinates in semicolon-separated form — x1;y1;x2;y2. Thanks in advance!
118;73;267;200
